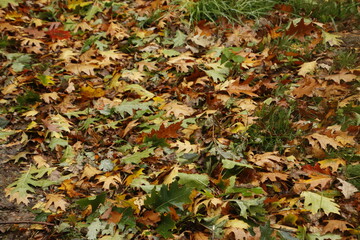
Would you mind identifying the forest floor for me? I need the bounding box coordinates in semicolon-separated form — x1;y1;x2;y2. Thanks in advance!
0;0;359;239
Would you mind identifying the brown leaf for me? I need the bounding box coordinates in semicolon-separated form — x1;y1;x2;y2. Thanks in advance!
292;76;319;98
45;193;68;211
306;133;341;150
323;220;353;233
286;18;317;42
259;172;288;182
324;71;357;84
137;210;161;226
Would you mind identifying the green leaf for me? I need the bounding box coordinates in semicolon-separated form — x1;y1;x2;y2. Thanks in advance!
173;30;187;47
178;172;209;190
301;191;340;215
113;99;152;118
49;138;69;150
260;221;275;240
145;181;192;213
87;218;103;240
0;0;19;8
124;84;155;100
0;129;17;140
121;148;155;164
156;214;175;238
230;197;267;219
99;159;114;172
306;233;341;240
5;166;56;205
222;159;253;169
162;49;180;57
76;192;106;213
112;207;136;230
205;61;229;82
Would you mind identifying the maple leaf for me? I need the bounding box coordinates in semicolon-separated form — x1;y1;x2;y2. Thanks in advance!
301;191;340;215
292;76;319;98
45;193;68;211
96;174;122;190
145;181;192;213
106;21;129;41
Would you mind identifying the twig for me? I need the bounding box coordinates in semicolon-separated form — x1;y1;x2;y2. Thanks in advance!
0;221;55;226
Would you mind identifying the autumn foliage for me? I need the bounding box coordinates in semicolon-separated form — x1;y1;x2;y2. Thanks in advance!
0;0;359;239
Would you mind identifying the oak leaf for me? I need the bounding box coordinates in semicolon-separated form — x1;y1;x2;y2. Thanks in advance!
337;178;358;199
318;158;346;173
292;76;318;98
81;164;102;179
323;220;353;234
298;61;317;76
259;172;288;182
163;102;195;118
96;174;122;190
147;122;182;139
137;210;161;226
301;191;340;215
306;133;341;150
45;193;68;211
324;71;357;84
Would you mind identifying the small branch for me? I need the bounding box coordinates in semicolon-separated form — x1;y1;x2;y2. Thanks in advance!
0;221;55;226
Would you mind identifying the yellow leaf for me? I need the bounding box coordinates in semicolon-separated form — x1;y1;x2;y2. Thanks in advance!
125;168;144;186
318;158;346;172
67;0;93;9
81;164;102;179
33;155;50;168
298;61;317;76
96;174;122;190
80;86;105;98
163;166;179;185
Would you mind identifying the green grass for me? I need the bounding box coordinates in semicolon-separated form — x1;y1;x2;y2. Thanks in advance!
247;104;297;152
333;49;359;70
286;0;359;23
180;0;277;23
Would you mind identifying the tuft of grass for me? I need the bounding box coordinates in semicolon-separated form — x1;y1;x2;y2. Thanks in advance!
183;0;277;24
287;0;359;23
247;104;297;152
333;49;359;70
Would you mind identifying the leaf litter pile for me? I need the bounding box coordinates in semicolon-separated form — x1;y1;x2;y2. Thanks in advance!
0;0;359;239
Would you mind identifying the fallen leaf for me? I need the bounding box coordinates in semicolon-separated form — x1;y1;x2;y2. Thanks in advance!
323;220;353;233
337;178;358;199
45;193;68;211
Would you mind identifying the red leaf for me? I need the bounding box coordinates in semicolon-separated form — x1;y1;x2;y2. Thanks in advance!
147;122;182;139
46;29;71;40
